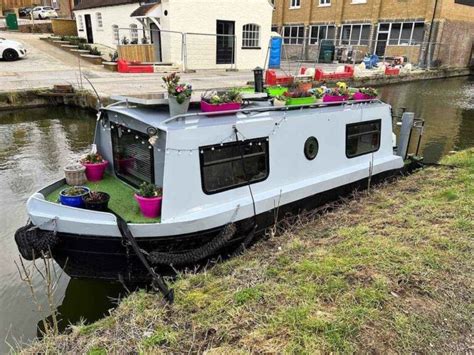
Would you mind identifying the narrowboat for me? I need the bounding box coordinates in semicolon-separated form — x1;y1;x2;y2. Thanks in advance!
15;93;422;286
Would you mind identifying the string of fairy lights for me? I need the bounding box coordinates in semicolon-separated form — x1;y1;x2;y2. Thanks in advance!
99;111;289;155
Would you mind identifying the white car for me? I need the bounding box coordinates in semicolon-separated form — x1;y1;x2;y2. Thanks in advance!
32;6;58;19
0;38;27;61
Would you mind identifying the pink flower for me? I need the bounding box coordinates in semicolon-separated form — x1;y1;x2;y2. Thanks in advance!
176;86;184;93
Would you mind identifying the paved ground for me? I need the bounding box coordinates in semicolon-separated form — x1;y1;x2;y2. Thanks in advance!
0;32;342;97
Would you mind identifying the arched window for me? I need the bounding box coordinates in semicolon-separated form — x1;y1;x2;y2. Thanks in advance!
130;24;138;43
242;24;260;48
112;24;119;42
96;12;102;28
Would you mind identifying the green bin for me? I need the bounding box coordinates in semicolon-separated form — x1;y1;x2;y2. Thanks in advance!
6;13;19;31
318;40;335;63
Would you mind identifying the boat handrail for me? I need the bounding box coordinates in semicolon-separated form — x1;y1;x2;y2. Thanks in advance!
160;99;384;126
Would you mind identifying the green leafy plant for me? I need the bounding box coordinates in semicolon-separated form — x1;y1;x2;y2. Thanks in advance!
162;73;192;104
201;89;243;105
62;186;88;196
81;153;104;164
359;87;378;97
109;51;118;62
137;182;162;198
89;47;102;56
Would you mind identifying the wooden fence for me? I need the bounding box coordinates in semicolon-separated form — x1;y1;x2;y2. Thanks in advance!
117;44;156;62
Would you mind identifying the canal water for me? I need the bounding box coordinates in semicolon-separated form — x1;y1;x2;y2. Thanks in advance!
0;76;473;351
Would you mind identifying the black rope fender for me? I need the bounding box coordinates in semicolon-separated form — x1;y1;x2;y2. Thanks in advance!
114;212;174;303
147;223;237;266
15;220;59;261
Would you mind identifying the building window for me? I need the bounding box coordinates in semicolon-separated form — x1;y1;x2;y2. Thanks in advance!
309;25;336;44
95;12;102;29
283;25;305;44
112;24;119;42
111;124;155;188
351;0;366;3
319;0;331;6
242;24;260;48
199;137;269;194
378;22;425;45
290;0;301;8
130;24;138;43
340;24;371;45
346;120;381;158
77;15;84;31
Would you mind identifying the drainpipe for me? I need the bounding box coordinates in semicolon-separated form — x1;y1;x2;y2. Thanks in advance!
423;0;439;68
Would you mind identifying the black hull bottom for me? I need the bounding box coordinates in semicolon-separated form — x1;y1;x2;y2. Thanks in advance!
47;169;402;282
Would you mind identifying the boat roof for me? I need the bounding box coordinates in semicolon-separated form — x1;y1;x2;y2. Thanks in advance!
104;99;389;132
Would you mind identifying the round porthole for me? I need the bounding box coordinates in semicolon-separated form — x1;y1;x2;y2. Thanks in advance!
164;10;168;16
304;137;319;160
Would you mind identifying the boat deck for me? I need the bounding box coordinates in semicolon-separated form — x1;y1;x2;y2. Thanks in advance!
45;175;161;224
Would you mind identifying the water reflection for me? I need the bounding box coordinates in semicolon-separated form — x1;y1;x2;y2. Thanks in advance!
380;76;473;163
38;279;125;337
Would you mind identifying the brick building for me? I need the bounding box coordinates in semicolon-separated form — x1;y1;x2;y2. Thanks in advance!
271;0;474;67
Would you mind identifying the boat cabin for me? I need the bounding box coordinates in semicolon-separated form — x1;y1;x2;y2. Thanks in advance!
40;95;401;231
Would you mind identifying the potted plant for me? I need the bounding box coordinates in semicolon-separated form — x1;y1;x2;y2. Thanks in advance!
59;186;90;208
134;182;163;218
80;153;108;182
283;90;316;106
353;87;378;101
200;89;243;114
83;191;110;212
64;163;87;186
323;87;349;103
163;73;192;117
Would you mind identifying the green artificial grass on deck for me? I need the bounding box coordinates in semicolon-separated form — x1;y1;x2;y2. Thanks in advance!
46;175;161;224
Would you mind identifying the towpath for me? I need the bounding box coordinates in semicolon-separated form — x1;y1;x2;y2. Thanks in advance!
1;32;332;97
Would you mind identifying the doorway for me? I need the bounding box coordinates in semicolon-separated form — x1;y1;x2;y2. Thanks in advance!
150;23;162;62
216;20;235;64
84;14;93;44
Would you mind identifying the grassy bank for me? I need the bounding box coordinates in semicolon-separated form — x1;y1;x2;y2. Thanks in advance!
25;150;473;353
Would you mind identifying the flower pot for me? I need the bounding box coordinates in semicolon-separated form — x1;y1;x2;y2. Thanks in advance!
200;100;241;114
64;163;87;186
82;160;108;182
168;95;190;118
323;94;349;103
285;96;316;106
266;86;288;97
297;82;312;92
59;186;90;208
83;192;110;212
134;194;162;218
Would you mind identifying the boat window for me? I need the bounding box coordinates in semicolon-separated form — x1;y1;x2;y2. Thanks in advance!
304;137;319;160
346;120;381;158
200;137;269;194
111;125;154;187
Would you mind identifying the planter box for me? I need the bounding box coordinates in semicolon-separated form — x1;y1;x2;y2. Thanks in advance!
118;44;156;62
103;61;118;72
80;54;103;65
61;44;79;49
285;96;316;106
323;94;349;103
266;86;288;97
352;92;376;101
200;100;241;114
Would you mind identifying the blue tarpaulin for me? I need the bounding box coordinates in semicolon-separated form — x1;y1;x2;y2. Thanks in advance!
268;37;282;69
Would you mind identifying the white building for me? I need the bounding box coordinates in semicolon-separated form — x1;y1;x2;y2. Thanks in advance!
73;0;273;70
